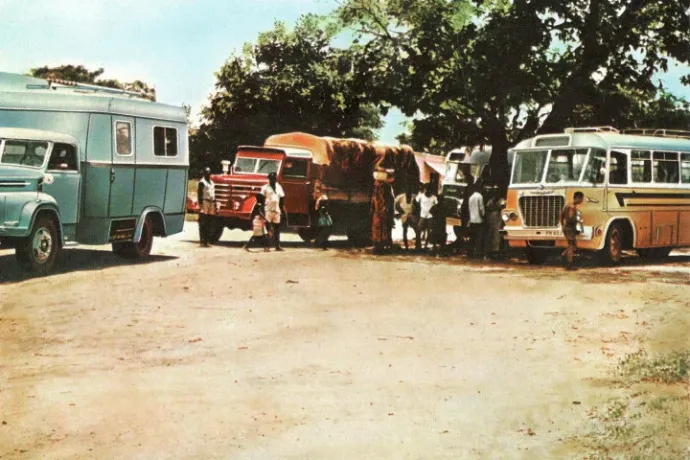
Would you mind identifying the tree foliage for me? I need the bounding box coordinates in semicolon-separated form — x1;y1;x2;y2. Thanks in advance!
30;64;156;101
337;0;690;191
190;15;384;176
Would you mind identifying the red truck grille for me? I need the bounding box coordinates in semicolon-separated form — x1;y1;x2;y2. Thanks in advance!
214;183;262;209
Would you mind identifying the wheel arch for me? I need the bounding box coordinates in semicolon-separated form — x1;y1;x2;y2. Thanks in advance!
599;217;635;250
27;204;64;248
134;207;167;242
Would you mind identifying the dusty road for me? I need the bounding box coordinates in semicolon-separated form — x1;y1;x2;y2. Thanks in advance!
1;223;688;459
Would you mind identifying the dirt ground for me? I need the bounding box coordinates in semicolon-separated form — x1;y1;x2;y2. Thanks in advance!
0;223;688;459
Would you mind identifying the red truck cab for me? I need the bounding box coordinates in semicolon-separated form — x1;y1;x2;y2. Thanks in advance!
207;146;316;242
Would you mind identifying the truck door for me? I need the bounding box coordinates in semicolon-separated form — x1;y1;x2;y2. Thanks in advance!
109;118;135;217
280;158;311;227
44;143;81;226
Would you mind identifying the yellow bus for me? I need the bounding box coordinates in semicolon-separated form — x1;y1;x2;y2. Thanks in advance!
501;127;690;265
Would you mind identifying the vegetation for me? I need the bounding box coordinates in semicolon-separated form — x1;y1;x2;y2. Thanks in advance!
30;64;156;101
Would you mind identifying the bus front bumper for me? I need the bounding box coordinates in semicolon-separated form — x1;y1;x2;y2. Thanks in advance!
501;225;593;241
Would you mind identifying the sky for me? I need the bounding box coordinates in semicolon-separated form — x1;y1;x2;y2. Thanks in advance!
0;0;688;144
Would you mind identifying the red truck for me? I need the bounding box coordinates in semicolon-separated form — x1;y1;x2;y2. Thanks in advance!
204;132;419;244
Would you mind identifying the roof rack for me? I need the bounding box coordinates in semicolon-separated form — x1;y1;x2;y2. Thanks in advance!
25;78;154;101
564;126;620;134
621;128;690;140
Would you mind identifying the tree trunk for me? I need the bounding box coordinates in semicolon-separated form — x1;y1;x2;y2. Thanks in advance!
489;136;511;197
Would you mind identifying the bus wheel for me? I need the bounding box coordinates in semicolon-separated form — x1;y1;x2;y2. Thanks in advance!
600;223;622;266
524;247;548;265
16;215;62;275
297;227;318;243
113;216;153;259
207;219;224;244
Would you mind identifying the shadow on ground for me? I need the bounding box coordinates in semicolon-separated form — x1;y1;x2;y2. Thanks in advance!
0;248;178;285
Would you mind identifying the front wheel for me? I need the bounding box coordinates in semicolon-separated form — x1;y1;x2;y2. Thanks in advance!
112;216;153;259
599;223;622;266
16;215;62;275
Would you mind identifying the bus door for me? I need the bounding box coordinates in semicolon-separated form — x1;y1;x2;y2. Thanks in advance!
109;117;135;217
280;157;311;227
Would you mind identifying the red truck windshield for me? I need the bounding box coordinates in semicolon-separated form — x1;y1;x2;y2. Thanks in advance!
234;157;281;175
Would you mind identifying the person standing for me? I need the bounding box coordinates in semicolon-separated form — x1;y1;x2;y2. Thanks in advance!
371;169;395;254
394;184;419;251
197;167;215;247
314;193;333;250
415;184;438;250
468;179;485;259
243;195;269;252
560;191;584;270
430;194;447;256
261;171;286;251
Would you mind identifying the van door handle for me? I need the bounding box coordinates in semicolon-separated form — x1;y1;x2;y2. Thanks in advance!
110;168;115;183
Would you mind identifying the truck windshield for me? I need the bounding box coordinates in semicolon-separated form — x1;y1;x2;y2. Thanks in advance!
545;149;588;183
512;150;548;184
0;139;50;168
233;157;281;175
455;164;482;183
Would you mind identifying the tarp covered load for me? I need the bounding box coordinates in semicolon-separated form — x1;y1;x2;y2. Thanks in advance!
264;132;420;194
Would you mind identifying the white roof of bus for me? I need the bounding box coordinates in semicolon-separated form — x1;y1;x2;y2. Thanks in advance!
517;132;690;152
0;127;79;145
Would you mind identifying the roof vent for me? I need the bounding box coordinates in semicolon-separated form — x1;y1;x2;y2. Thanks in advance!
564;126;620;134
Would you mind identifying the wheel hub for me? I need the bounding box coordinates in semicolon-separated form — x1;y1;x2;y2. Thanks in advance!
32;228;53;263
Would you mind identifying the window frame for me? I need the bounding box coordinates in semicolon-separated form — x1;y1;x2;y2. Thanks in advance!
114;120;133;157
630;149;653;185
651;150;680;185
47;142;79;172
0;139;51;169
607;149;630;186
152;126;179;158
681;153;690;184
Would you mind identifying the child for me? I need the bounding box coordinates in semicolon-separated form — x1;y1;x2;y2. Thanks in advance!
244;197;269;252
560;191;584;270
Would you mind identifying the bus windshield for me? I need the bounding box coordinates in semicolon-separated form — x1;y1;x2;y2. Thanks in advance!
545;149;588;183
512;150;548;184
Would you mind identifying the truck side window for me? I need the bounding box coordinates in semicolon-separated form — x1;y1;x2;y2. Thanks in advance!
154;127;178;157
48;143;78;171
282;159;308;178
115;121;132;155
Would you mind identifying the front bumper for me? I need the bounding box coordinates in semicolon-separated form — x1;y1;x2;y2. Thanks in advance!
502;225;593;241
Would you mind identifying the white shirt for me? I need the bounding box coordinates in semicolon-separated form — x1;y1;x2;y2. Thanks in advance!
468;191;485;224
416;194;438;219
261;183;285;214
199;178;215;201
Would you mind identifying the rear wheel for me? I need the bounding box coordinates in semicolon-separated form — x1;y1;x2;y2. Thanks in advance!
600;223;622;266
297;227;318;243
524;246;548;265
112;216;153;259
16;215;62;275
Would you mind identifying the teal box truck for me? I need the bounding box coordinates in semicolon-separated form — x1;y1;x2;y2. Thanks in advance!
0;73;189;274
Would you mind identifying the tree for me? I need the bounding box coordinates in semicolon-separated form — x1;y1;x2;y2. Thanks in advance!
30;65;156;101
190;15;384;176
337;0;690;192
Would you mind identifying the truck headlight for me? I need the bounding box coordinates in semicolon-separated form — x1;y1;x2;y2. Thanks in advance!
502;211;518;223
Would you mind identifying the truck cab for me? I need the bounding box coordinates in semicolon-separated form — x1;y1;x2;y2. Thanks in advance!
441;147;492;226
209;146;316;242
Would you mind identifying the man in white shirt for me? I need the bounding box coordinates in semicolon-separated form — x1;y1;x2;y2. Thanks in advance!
261;171;286;251
468;179;485;258
415;184;438;250
394;184;419;250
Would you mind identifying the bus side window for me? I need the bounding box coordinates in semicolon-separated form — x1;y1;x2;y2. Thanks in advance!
48;143;78;171
653;151;679;184
631;150;651;183
609;151;628;185
681;153;690;184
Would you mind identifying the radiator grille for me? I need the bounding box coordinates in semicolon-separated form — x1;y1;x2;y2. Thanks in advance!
519;195;564;228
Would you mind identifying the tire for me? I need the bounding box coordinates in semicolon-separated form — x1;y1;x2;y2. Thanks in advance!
600;223;622;266
112;216;153;259
638;247;671;261
206;218;224;244
524;246;548;265
297;227;318;243
15;215;62;275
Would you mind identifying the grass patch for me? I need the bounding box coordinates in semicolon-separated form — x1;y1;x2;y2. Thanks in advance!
617;349;690;385
576;350;690;459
